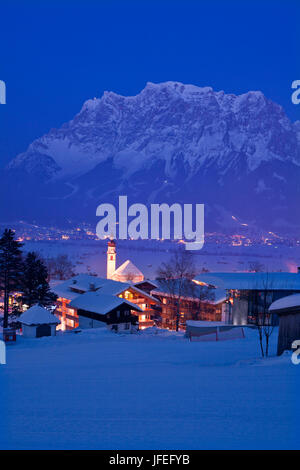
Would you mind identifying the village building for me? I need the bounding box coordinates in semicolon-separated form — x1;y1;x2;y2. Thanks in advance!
19;305;59;338
68;292;141;332
193;271;300;325
0;290;25;318
269;294;300;355
47;239;300;333
53;273;159;330
150;279;227;330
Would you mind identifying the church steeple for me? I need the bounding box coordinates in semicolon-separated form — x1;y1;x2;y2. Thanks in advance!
107;239;116;279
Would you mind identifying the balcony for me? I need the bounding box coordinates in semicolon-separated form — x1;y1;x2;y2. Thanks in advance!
139;319;154;329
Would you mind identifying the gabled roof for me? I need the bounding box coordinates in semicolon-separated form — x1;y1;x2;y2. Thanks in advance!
52;284;81;301
19;305;60;326
52;274;106;299
96;280;132;296
97;282;159;304
269;294;300;312
52;274;130;299
134;280;158;289
52;275;159;306
112;260;143;278
69;292;142;316
193;272;300;291
129;285;161;304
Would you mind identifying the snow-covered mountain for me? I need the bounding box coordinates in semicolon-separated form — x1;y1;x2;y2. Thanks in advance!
3;81;300;234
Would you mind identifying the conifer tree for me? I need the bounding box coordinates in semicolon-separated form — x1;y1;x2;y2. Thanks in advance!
22;252;57;308
0;229;23;329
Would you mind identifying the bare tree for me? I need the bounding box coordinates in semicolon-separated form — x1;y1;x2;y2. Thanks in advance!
249;273;275;357
157;251;196;331
248;261;265;273
261;275;275;357
190;284;216;321
200;267;210;273
44;254;75;280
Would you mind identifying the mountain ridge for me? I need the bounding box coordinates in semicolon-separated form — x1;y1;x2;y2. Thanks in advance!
3;81;300;234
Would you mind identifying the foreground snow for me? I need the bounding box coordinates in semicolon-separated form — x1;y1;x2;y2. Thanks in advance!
0;327;299;449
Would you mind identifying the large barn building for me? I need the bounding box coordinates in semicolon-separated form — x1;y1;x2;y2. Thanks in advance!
193;271;300;326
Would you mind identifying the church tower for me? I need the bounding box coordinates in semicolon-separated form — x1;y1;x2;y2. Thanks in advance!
107;239;116;279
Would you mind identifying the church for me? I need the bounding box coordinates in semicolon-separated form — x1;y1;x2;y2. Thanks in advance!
52;240;157;330
106;239;144;283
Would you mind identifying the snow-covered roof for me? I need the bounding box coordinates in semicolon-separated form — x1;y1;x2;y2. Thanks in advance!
129;285;160;304
193;272;300;291
269;294;300;312
52;284;80;301
19;305;60;326
52;275;159;310
52;274;105;298
152;279;226;305
209;288;227;304
69;292;142;315
67;274;107;291
96;280;132;296
134;280;158;289
52;274;130;299
96;282;159;303
112;260;144;279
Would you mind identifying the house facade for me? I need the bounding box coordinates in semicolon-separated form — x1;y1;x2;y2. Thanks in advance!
150;279;227;330
19;305;60;338
68;292;141;332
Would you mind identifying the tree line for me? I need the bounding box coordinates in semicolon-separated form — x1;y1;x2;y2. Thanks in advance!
0;229;60;329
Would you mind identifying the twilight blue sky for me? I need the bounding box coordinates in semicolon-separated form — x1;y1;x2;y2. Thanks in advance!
0;0;299;168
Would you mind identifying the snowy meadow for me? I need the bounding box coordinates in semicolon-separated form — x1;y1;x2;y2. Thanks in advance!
0;327;298;450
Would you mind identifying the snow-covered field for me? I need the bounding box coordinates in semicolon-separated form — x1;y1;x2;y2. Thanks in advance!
23;239;300;278
0;327;299;449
